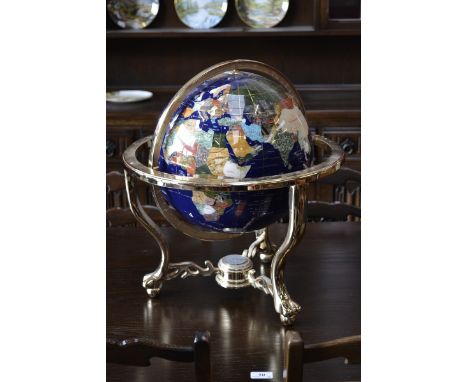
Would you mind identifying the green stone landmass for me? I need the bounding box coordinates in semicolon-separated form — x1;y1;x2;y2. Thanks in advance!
195;164;212;175
212;132;227;148
195;128;214;151
272;131;295;166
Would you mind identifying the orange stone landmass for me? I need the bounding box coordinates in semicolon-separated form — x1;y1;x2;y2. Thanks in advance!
226;125;255;159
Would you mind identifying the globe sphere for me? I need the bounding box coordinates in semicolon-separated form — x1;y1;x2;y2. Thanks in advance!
157;69;312;233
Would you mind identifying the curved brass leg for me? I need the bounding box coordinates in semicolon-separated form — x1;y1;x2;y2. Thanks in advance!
240;228;276;262
124;170;170;297
257;227;276;263
271;184;307;325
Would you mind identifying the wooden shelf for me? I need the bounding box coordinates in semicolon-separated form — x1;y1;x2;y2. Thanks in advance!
106;26;360;39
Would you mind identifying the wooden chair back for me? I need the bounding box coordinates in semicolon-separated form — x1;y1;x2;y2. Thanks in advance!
107;331;211;382
308;167;361;222
307;201;361;221
317;167;361;186
106;171;128;209
284;331;361;382
106;171;166;227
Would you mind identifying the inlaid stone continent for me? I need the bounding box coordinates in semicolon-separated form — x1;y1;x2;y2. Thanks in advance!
158;70;312;232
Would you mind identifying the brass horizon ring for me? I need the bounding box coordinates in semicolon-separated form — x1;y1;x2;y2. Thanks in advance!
123;134;344;192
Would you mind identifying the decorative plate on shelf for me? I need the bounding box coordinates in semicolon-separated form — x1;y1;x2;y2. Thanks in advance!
235;0;289;28
107;0;160;29
174;0;228;29
106;90;153;103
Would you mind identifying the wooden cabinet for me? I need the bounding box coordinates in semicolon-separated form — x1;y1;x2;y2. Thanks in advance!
106;0;361;206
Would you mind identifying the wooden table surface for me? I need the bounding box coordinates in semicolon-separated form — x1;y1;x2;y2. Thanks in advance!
107;222;361;382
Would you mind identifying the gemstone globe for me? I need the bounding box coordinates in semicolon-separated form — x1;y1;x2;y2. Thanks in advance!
158;70;312;233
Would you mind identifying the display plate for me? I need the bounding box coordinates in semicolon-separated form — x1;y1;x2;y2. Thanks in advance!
106;90;153;103
174;0;228;29
235;0;289;28
107;0;160;29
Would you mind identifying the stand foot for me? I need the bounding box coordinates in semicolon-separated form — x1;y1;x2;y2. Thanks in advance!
280;314;297;326
142;273;164;298
278;299;302;325
146;288;161;298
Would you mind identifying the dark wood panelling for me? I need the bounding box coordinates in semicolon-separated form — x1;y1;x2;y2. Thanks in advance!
107;36;360;86
320;0;361;29
329;0;361;19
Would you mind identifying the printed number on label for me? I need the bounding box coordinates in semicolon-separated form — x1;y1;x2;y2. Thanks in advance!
250;371;273;379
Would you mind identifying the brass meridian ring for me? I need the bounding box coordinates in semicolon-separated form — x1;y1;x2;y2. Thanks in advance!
148;59;306;171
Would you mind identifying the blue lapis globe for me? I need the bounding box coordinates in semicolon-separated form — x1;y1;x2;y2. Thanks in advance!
158;70;312;233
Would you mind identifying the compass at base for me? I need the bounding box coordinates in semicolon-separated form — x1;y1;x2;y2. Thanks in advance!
215;254;254;289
